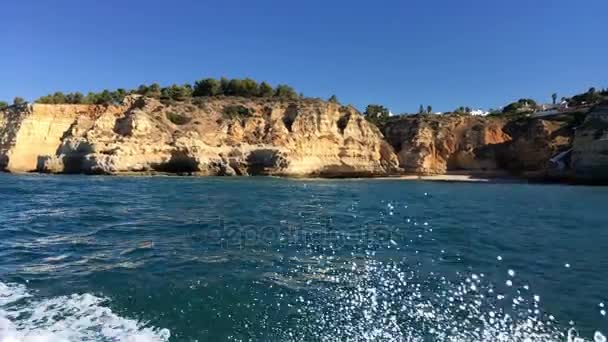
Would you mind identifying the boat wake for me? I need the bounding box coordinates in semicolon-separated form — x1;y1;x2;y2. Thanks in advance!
0;282;169;342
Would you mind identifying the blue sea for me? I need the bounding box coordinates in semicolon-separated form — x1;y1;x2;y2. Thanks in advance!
0;174;606;341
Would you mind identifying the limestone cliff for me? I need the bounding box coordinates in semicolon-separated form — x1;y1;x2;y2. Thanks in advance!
0;96;399;177
571;102;608;183
2;96;606;182
383;115;510;174
383;114;576;177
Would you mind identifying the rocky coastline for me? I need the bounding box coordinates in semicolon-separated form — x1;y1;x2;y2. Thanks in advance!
1;95;607;184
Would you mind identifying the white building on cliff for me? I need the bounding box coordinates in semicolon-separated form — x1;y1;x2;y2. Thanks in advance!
470;109;490;116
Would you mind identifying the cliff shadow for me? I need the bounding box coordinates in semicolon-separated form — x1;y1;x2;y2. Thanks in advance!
0;155;8;171
246;149;288;175
282;104;298;133
152;151;199;174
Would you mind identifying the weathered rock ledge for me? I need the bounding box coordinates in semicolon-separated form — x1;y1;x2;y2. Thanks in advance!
382;103;608;184
1;97;607;183
0;96;400;177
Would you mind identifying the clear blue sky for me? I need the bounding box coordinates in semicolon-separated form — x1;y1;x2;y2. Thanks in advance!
1;0;606;113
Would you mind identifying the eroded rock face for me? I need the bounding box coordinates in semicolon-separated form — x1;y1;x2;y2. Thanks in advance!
383;115;511;175
383;114;578;178
0;96;400;177
499;117;573;177
571;102;608;182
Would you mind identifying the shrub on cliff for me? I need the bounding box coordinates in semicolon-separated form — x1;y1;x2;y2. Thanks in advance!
192;78;299;99
31;78;304;105
258;82;274;97
13;97;26;105
240;78;261;97
0;101;7;109
193;78;221;97
569;87;605;106
364;104;389;127
225;78;260;97
502;99;537;114
161;84;193;102
223;105;252;120
37;91;86;104
274;84;298;99
166;112;191;125
454;106;472;115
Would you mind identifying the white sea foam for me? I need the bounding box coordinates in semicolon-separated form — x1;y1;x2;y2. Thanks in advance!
0;281;169;342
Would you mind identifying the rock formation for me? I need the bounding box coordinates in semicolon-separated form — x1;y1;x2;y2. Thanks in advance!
0;96;400;177
571;102;608;183
383;115;510;174
383;113;578;178
1;95;606;183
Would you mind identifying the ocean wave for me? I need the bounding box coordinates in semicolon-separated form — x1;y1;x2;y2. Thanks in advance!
0;281;170;342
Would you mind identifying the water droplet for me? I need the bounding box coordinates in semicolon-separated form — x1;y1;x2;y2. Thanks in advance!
506;280;513;287
595;331;607;342
497;256;503;261
508;269;515;277
565;263;571;268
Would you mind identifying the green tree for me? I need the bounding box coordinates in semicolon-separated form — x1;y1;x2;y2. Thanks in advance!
160;86;174;101
65;92;84;104
364;104;389;127
52;92;66;104
98;90;115;104
35;95;52;104
241;78;259;97
426;105;432;114
111;89;127;104
502;98;537;114
274;84;298;99
193;78;221;97
225;79;244;96
220;77;230;95
328;95;338;103
258;81;274;97
136;84;149;95
13;97;26;105
83;92;98;104
552;93;557;105
0;101;8;109
147;83;162;98
172;84;193;101
418;104;424;114
570;88;602;106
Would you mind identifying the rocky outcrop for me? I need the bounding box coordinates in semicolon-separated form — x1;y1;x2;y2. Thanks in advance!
499;117;574;178
2;96;606;182
383;114;577;178
0;96;399;177
571;102;608;183
383;115;511;175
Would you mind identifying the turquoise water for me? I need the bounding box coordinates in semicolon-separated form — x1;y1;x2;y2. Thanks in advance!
0;174;606;341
